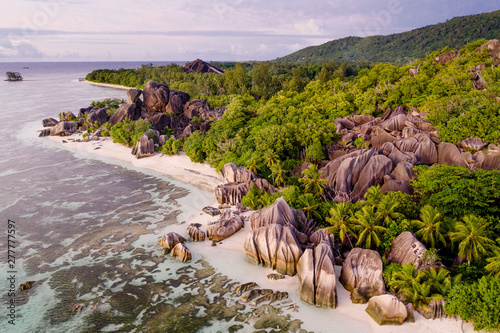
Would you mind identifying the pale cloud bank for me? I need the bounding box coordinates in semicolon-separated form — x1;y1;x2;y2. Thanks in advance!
0;0;499;61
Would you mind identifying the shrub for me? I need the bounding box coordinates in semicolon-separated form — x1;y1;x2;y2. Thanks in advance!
109;119;152;147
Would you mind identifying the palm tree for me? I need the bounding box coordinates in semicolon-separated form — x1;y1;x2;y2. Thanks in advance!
271;160;288;187
351;205;386;250
325;202;356;248
412;205;447;249
387;263;419;294
377;196;404;227
246;156;261;175
263;149;278;169
362;185;383;206
449;215;498;265
401;281;441;312
297;193;322;221
485;253;500;277
299;164;326;198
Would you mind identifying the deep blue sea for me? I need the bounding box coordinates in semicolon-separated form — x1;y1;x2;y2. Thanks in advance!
0;62;370;333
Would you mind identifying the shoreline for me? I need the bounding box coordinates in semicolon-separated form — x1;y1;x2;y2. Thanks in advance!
44;132;474;333
80;79;132;90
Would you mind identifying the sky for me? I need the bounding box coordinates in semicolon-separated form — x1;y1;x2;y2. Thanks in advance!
0;0;499;62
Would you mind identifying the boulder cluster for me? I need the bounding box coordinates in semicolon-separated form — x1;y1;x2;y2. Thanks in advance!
215;163;277;205
319;105;500;202
40;78;226;159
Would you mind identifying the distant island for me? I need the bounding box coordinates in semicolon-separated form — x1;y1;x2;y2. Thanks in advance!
5;71;23;81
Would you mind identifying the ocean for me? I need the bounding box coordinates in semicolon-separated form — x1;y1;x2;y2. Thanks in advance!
0;62;371;333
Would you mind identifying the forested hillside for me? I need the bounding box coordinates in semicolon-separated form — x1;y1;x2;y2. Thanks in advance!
277;10;500;63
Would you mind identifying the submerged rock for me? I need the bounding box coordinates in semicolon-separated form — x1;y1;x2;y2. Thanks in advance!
365;294;407;325
250;291;288;306
339;248;386;303
240;289;273;303
233;282;259;297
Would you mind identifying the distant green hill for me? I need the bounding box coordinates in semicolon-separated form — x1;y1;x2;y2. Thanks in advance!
277;10;500;63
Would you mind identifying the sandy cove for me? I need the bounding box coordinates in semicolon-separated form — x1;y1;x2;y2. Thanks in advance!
46;133;474;333
81;79;132;91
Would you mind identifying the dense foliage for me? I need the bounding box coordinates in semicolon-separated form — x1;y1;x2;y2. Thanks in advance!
445;276;500;331
278;10;500;63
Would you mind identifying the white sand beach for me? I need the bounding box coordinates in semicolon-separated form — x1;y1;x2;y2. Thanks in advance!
45;133;474;333
81;79;132;91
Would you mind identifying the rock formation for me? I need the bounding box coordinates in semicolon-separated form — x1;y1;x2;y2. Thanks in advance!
233;282;259;296
215;163;276;205
365;294;407;325
158;232;185;252
297;230;337;308
131;132;155;159
143;80;170;113
206;211;244;242
386;231;428;269
170;242;192;262
183;59;224;74
339;248;386;303
50;121;77;136
42;118;58;127
187;223;205;241
244;223;303;276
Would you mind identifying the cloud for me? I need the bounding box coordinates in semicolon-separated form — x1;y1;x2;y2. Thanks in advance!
294;19;324;36
0;35;45;58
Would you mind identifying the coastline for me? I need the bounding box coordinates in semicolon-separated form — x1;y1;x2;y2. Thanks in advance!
81;79;132;90
44;133;475;333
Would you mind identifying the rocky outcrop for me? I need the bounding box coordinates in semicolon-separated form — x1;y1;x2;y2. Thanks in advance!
143;81;170;113
215;182;250;205
476;39;500;60
170;242;192;262
187;223;205;241
434;50;460;65
86;107;108;124
339;248;386;303
158;232;185;252
109;103;139;125
220;162;255;183
42;118;58;127
437;142;468;167
233;282;259;296
351;154;393;201
131;133;155;159
206;211;244;242
365;294;407;325
249;197;300;230
244;223;303;276
127;88;143;104
166;94;184;115
459;137;487;152
249;291;288;306
215;164;276;205
184;59;224;74
297;231;337;308
202;206;221;216
386;231;427;269
50;121;77;136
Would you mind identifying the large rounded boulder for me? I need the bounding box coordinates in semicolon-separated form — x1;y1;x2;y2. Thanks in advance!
365;294;407;325
244;223;303;276
339;248;386;303
143;81;170;113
